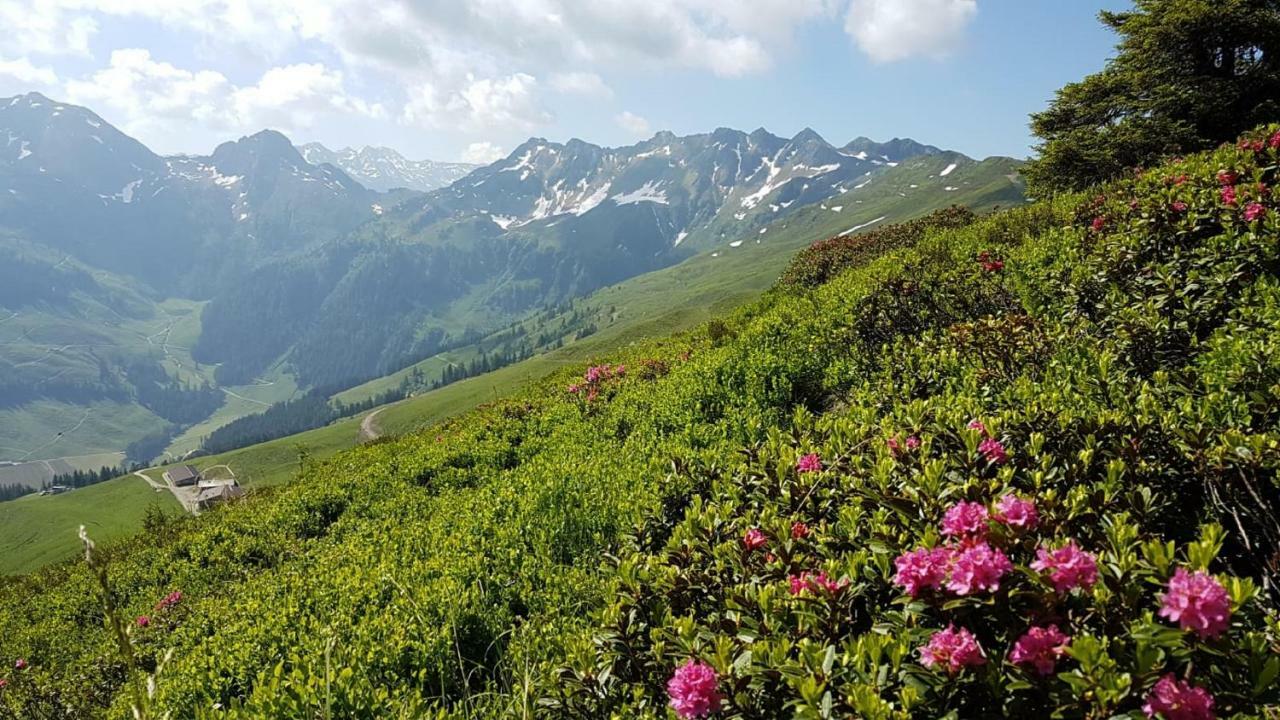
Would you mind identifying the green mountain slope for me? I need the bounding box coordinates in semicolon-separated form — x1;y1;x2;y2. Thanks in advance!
1;131;1276;718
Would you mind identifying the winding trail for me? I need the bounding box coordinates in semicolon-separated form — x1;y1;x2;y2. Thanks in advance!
359;408;386;443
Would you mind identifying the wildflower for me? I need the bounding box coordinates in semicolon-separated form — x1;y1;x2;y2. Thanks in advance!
1244;202;1267;222
1009;625;1071;675
567;384;580;394
1171;201;1188;213
1031;542;1099;593
941;501;990;538
1170;174;1188;186
1158;569;1231;639
1271;130;1280;149
156;590;182;612
791;521;809;539
946;542;1013;595
136;616;151;628
979;437;1008;465
742;528;767;552
789;571;847;596
0;679;6;689
788;574;808;595
905;435;921;450
1090;216;1106;232
1143;674;1216;720
886;435;902;455
1217;170;1239;186
13;659;26;671
993;494;1038;531
795;453;822;473
667;660;723;719
919;625;986;673
967;419;988;435
1221;185;1238;206
893;547;952;597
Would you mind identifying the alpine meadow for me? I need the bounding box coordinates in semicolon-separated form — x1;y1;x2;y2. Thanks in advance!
0;1;1279;719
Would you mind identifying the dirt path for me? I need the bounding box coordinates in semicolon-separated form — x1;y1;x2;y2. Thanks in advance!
133;470;167;491
359;408;386;443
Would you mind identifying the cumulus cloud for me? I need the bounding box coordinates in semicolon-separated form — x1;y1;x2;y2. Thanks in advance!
845;0;978;63
0;56;59;87
615;111;652;139
460;141;505;164
63;49;381;153
401;73;550;131
550;71;612;98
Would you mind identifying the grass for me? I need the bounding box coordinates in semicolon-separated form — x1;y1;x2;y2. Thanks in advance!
0;154;1024;576
0;451;127;490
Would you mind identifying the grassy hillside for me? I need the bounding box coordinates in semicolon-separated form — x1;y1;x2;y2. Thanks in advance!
0;154;1023;576
0;133;1277;718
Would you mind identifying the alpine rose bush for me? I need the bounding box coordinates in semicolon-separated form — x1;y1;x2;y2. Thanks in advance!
1143;674;1216;720
666;660;722;719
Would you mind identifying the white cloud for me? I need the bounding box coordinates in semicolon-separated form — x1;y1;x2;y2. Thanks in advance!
845;0;977;63
615;111;652;138
63;49;381;153
402;72;549;132
460;141;505;164
550;71;612;97
0;56;58;86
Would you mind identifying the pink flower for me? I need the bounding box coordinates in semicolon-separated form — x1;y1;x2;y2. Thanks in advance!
13;659;26;671
892;547;953;597
1244;202;1267;222
1143;674;1216;720
1270;130;1280;149
1091;216;1106;232
1171;201;1188;213
1218;170;1239;186
886;436;902;454
978;437;1008;465
567;384;580;394
993;494;1038;531
905;435;921;450
789;571;847;596
1031;542;1099;593
742;528;767;552
941;501;989;538
1009;625;1071;675
156;590;183;612
919;625;986;673
788;574;808;595
1158;569;1231;639
967;419;988;435
1221;185;1238;206
791;521;809;539
0;678;7;689
945;542;1013;595
795;453;822;473
667;660;723;719
135;616;150;628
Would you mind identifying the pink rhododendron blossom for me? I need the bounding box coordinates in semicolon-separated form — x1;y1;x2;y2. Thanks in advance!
1031;542;1099;593
1218;170;1239;186
1171;201;1188;213
791;521;809;539
136;616;150;628
156;590;182;612
789;571;847;596
667;660;723;719
0;678;7;689
893;547;952;597
967;419;988;435
979;437;1008;464
1158;569;1232;638
945;542;1012;595
1244;202;1267;221
1270;131;1280;149
795;453;822;473
941;501;990;537
919;625;986;673
886;435;902;454
1009;625;1071;675
1221;185;1238;205
993;494;1038;530
1091;216;1106;232
13;659;26;671
905;435;921;450
742;528;767;551
1143;674;1216;720
567;384;581;394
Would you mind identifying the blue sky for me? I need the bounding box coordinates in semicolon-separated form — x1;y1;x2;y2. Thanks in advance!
0;1;1131;163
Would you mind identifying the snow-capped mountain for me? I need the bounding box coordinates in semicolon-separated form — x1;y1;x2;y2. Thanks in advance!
392;127;942;251
299;143;476;192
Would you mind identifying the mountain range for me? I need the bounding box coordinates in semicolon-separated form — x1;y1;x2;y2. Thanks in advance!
298;143;476;192
0;90;1022;466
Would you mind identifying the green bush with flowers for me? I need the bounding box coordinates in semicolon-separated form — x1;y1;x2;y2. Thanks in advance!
0;130;1278;719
